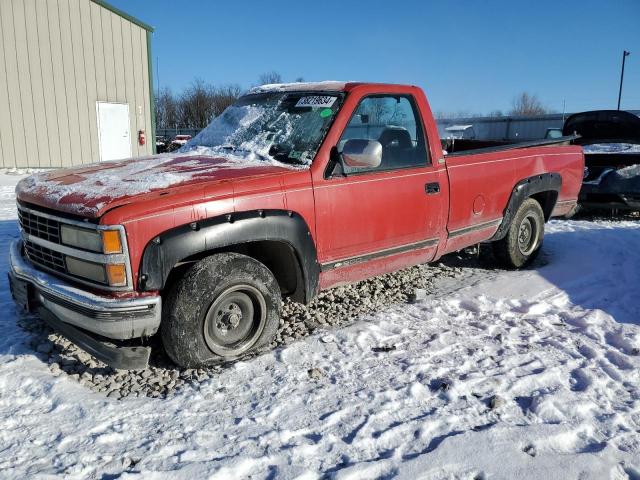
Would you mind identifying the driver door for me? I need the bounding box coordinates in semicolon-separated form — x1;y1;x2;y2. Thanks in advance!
313;94;445;278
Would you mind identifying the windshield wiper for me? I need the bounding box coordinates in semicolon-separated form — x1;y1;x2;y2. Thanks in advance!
218;144;305;166
268;144;308;165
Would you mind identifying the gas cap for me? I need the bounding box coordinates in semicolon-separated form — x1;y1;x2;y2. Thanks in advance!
473;195;485;215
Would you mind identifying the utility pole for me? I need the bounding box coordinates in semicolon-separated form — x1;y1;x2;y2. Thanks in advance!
156;56;160;98
617;50;631;110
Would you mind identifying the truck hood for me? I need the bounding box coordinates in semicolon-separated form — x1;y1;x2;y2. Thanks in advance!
563;110;640;145
16;151;294;218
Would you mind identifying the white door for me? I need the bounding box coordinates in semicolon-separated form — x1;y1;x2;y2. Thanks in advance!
96;102;132;161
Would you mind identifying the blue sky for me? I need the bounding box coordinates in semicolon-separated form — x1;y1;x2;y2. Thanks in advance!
110;0;640;115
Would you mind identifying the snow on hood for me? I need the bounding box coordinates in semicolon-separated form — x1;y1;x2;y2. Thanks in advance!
16;149;295;218
582;143;640;154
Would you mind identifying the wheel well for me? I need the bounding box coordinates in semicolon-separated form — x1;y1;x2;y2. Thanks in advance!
489;172;562;242
162;240;305;303
530;190;559;220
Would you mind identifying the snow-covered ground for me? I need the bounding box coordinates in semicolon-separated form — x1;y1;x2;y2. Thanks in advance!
0;173;639;479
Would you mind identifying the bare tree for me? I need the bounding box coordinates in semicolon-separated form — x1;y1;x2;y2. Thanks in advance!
510;92;548;116
211;84;242;117
487;110;504;118
155;87;179;128
358;97;393;124
171;79;244;128
177;79;215;128
433;110;478;120
154;79;246;129
294;76;305;83
258;71;282;85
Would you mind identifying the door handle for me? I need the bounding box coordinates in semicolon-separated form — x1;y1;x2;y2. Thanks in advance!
425;182;440;194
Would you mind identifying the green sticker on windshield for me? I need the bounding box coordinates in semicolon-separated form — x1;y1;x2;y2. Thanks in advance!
320;108;333;118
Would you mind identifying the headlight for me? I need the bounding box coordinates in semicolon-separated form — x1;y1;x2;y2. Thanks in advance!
65;257;107;284
61;225;102;252
65;257;127;286
61;225;122;254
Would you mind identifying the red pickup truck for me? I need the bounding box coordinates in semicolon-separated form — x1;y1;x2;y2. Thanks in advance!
9;82;584;369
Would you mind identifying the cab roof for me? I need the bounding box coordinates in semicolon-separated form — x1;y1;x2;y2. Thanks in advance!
248;81;355;94
246;81;421;96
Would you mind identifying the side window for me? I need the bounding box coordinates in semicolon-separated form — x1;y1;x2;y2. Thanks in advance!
339;95;429;173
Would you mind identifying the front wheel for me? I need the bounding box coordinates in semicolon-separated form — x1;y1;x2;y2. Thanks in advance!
492;198;545;269
161;253;281;368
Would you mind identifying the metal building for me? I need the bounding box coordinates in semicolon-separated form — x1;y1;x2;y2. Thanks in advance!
0;0;155;168
437;113;568;142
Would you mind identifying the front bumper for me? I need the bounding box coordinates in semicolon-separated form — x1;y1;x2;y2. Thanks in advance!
9;240;161;369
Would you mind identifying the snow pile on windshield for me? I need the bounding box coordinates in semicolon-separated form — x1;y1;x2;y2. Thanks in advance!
186;106;263;148
182;92;339;167
583;143;640;154
180;105;276;162
181;104;311;165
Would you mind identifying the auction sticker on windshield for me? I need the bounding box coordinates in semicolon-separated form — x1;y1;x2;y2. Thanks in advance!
295;96;337;108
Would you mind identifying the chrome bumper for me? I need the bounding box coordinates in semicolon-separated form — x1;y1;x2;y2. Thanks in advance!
9;240;161;340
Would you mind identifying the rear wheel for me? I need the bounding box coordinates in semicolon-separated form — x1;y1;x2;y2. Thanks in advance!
161;253;281;368
493;198;544;269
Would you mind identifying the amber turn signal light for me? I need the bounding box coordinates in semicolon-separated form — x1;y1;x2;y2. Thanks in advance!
102;230;122;254
106;263;127;286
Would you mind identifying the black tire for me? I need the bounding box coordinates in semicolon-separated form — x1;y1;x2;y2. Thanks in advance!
492;198;545;269
161;252;281;368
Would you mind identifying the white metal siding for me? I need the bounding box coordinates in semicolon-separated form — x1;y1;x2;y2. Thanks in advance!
0;0;153;168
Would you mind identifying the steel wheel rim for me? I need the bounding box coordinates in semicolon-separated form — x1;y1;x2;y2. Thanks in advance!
517;214;539;256
203;284;267;357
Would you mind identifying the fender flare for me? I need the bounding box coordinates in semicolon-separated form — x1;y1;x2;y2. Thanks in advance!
138;210;320;303
490;172;562;242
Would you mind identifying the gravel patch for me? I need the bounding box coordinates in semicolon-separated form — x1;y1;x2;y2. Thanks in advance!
18;259;470;399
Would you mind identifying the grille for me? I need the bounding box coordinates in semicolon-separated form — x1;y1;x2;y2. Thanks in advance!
24;240;66;275
18;208;61;244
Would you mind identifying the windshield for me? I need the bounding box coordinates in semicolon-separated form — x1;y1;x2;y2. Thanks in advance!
181;92;342;166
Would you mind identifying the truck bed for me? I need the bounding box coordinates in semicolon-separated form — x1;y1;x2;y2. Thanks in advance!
441;141;584;253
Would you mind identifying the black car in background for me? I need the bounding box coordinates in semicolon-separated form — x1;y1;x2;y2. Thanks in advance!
156;136;168;154
564;110;640;213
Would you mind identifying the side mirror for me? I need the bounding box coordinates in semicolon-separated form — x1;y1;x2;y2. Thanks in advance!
341;139;382;169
